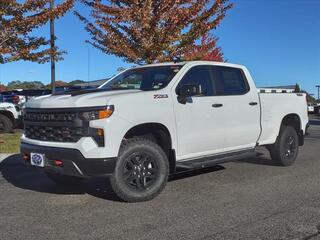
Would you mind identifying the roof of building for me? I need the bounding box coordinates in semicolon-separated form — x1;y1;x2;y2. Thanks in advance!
260;85;296;89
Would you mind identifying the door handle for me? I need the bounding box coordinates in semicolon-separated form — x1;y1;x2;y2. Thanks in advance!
249;102;258;106
212;103;223;108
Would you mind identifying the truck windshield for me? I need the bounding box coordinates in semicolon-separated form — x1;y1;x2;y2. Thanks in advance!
101;65;183;91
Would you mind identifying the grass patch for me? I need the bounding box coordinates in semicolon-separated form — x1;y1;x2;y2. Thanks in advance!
0;132;22;153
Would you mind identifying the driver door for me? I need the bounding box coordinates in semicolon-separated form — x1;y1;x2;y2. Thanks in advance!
173;65;227;160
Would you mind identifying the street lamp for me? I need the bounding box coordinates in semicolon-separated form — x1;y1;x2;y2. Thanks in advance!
50;0;56;94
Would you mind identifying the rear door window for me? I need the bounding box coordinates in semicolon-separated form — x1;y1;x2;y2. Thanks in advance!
214;66;249;95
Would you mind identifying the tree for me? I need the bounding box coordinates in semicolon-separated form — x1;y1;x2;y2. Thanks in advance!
184;33;224;62
6;80;45;90
46;80;69;88
69;79;85;85
0;0;74;64
294;83;301;93
76;0;233;64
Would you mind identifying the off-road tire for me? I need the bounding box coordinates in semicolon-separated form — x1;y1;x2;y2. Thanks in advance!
0;114;13;133
269;126;299;166
110;137;169;202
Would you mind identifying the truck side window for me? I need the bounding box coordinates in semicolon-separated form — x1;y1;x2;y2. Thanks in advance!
176;66;215;96
215;66;249;95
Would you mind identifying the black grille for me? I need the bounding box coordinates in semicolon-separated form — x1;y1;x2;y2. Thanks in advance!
23;109;88;143
25;125;85;142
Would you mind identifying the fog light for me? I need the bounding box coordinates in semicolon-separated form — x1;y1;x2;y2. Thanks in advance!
97;128;104;136
23;153;30;161
89;128;105;147
54;160;63;167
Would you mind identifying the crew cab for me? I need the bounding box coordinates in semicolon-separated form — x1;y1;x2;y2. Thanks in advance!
20;61;308;202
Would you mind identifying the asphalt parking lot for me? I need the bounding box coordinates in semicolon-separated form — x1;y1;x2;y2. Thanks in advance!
1;116;320;240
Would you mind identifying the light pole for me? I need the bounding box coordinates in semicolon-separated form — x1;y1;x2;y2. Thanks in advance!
50;0;56;94
316;85;320;102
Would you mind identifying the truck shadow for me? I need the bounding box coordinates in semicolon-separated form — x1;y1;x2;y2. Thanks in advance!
0;154;121;201
0;152;277;202
237;152;281;166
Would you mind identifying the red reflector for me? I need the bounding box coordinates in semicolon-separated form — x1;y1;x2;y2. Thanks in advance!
54;160;63;167
23;153;30;161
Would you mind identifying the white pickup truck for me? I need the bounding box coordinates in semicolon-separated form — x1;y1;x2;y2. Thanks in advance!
0;102;21;133
21;61;308;202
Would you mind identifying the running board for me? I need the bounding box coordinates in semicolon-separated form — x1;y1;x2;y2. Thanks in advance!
176;149;256;170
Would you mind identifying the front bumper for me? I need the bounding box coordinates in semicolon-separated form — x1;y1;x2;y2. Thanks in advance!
21;143;116;178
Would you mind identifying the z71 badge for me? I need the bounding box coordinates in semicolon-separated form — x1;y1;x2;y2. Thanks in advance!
154;94;168;99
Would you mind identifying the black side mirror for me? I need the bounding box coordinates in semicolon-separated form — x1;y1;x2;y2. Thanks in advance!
177;84;201;104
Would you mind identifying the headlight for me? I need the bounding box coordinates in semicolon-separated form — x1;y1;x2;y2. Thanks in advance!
80;105;114;121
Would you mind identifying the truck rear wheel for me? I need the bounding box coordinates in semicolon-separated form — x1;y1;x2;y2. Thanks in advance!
268;126;299;166
45;172;83;185
110;137;169;202
0;114;13;133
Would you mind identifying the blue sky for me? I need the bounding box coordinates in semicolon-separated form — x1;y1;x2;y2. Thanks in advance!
0;0;319;95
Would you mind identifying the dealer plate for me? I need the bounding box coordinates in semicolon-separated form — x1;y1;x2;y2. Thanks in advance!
30;153;45;167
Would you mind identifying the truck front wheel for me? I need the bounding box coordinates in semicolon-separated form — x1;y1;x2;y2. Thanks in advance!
0;114;13;133
110;137;169;202
268;126;299;166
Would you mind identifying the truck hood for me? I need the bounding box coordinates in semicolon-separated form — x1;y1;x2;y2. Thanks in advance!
25;89;142;109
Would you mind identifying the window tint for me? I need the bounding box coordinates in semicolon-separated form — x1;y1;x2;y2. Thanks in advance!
215;66;249;95
176;66;214;96
101;65;183;91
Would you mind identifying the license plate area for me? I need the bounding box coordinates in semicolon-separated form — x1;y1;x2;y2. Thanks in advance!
30;153;45;167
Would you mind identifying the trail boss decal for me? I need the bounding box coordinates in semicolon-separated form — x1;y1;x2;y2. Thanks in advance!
154;94;168;99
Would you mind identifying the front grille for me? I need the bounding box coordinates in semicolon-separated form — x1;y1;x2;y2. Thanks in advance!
25;125;85;142
23;109;88;143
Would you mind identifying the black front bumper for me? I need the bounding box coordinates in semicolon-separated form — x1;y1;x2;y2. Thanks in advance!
21;143;116;178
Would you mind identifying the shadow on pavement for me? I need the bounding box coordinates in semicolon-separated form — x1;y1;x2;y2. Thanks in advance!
0;151;277;201
0;154;121;202
237;152;280;166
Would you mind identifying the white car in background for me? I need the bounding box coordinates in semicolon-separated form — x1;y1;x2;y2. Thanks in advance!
308;103;315;114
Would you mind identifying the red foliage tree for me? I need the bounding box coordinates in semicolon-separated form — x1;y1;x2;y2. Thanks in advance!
184;33;224;62
76;0;233;64
0;84;6;92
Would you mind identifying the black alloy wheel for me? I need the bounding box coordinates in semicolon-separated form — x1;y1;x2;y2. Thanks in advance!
123;152;159;191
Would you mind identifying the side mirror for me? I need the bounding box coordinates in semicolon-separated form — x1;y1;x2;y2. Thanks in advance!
177;84;201;104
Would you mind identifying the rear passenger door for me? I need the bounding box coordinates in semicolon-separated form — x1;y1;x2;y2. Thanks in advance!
212;66;260;151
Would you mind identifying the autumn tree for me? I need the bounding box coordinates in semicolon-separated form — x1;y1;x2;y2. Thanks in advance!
184;33;224;62
76;0;233;64
0;0;74;64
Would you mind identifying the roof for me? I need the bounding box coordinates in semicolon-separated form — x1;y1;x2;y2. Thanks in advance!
142;61;245;69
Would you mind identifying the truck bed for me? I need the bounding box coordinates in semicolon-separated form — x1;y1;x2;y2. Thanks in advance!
258;92;308;145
